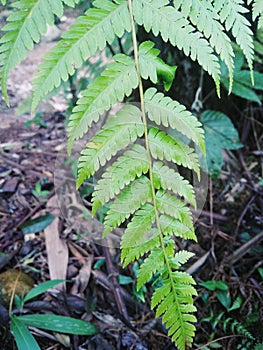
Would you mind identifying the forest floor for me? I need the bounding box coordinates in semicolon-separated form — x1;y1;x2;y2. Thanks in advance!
0;7;263;350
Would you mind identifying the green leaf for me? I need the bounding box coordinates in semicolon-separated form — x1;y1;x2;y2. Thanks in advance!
24;280;66;303
11;316;41;350
16;314;98;335
68;54;138;153
216;290;231;310
103;177;152;236
145;88;205;154
139;40;176;91
32;0;131;110
92;144;149;208
200;110;243;177
20;214;54;234
137;247;164;290
77;104;144;187
153;161;196;208
133;0;221;86
117;275;133;285
120;203;156;251
148;127;200;179
228;296;242;311
0;0;66;105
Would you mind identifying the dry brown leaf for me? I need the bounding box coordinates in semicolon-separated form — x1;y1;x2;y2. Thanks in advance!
71;256;93;297
45;196;68;290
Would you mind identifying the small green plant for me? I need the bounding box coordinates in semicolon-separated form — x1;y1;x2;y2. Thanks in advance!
1;1;263;349
198;280;262;349
10;279;97;349
32;180;50;200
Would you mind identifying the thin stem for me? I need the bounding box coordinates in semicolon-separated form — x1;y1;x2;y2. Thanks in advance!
127;0;183;325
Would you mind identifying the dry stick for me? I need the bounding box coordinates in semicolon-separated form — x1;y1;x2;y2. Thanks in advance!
103;246;131;325
234;194;257;238
225;230;263;265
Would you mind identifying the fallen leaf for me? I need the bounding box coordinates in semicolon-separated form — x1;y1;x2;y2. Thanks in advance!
45;196;68;290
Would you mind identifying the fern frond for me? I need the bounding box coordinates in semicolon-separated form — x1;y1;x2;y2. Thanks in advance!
250;0;263;28
67;54;138;153
32;0;131;110
77;104;143;187
148;127;200;179
216;0;254;76
156;190;193;230
133;0;220;85
120;203;156;250
174;0;234;91
122;229;159;267
103;177;152;235
145;88;205;153
92;144;148;209
169;251;195;269
151;272;197;350
153;161;196;208
137;247;164;289
159;214;197;241
0;0;68;104
139;40;176;91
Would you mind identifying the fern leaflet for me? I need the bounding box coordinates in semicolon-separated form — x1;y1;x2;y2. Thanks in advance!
32;0;131;110
103;177;152;235
148;127;200;179
0;0;74;104
153;161;196;208
174;0;234;91
216;0;254;78
68;54;138;153
133;0;220;86
77;104;143;187
145;88;205;154
92;144;149;209
139;40;176;91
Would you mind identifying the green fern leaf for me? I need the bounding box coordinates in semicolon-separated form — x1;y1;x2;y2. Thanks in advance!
251;0;263;28
0;0;67;104
217;0;254;78
62;0;80;6
137;247;164;290
32;0;131;110
120;203;156;251
159;214;197;241
169;251;195;269
103;177;152;236
145;88;205;153
92;144;148;210
1;0;6;5
174;0;234;91
122;229;159;267
153;161;196;208
156;190;193;230
148;127;200;179
67;54;138;153
151;274;197;350
77;104;143;187
139;40;176;91
133;0;220;85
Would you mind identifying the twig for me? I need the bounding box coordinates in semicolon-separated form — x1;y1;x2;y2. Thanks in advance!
234;194;257;237
225;230;263;265
103;246;131;325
